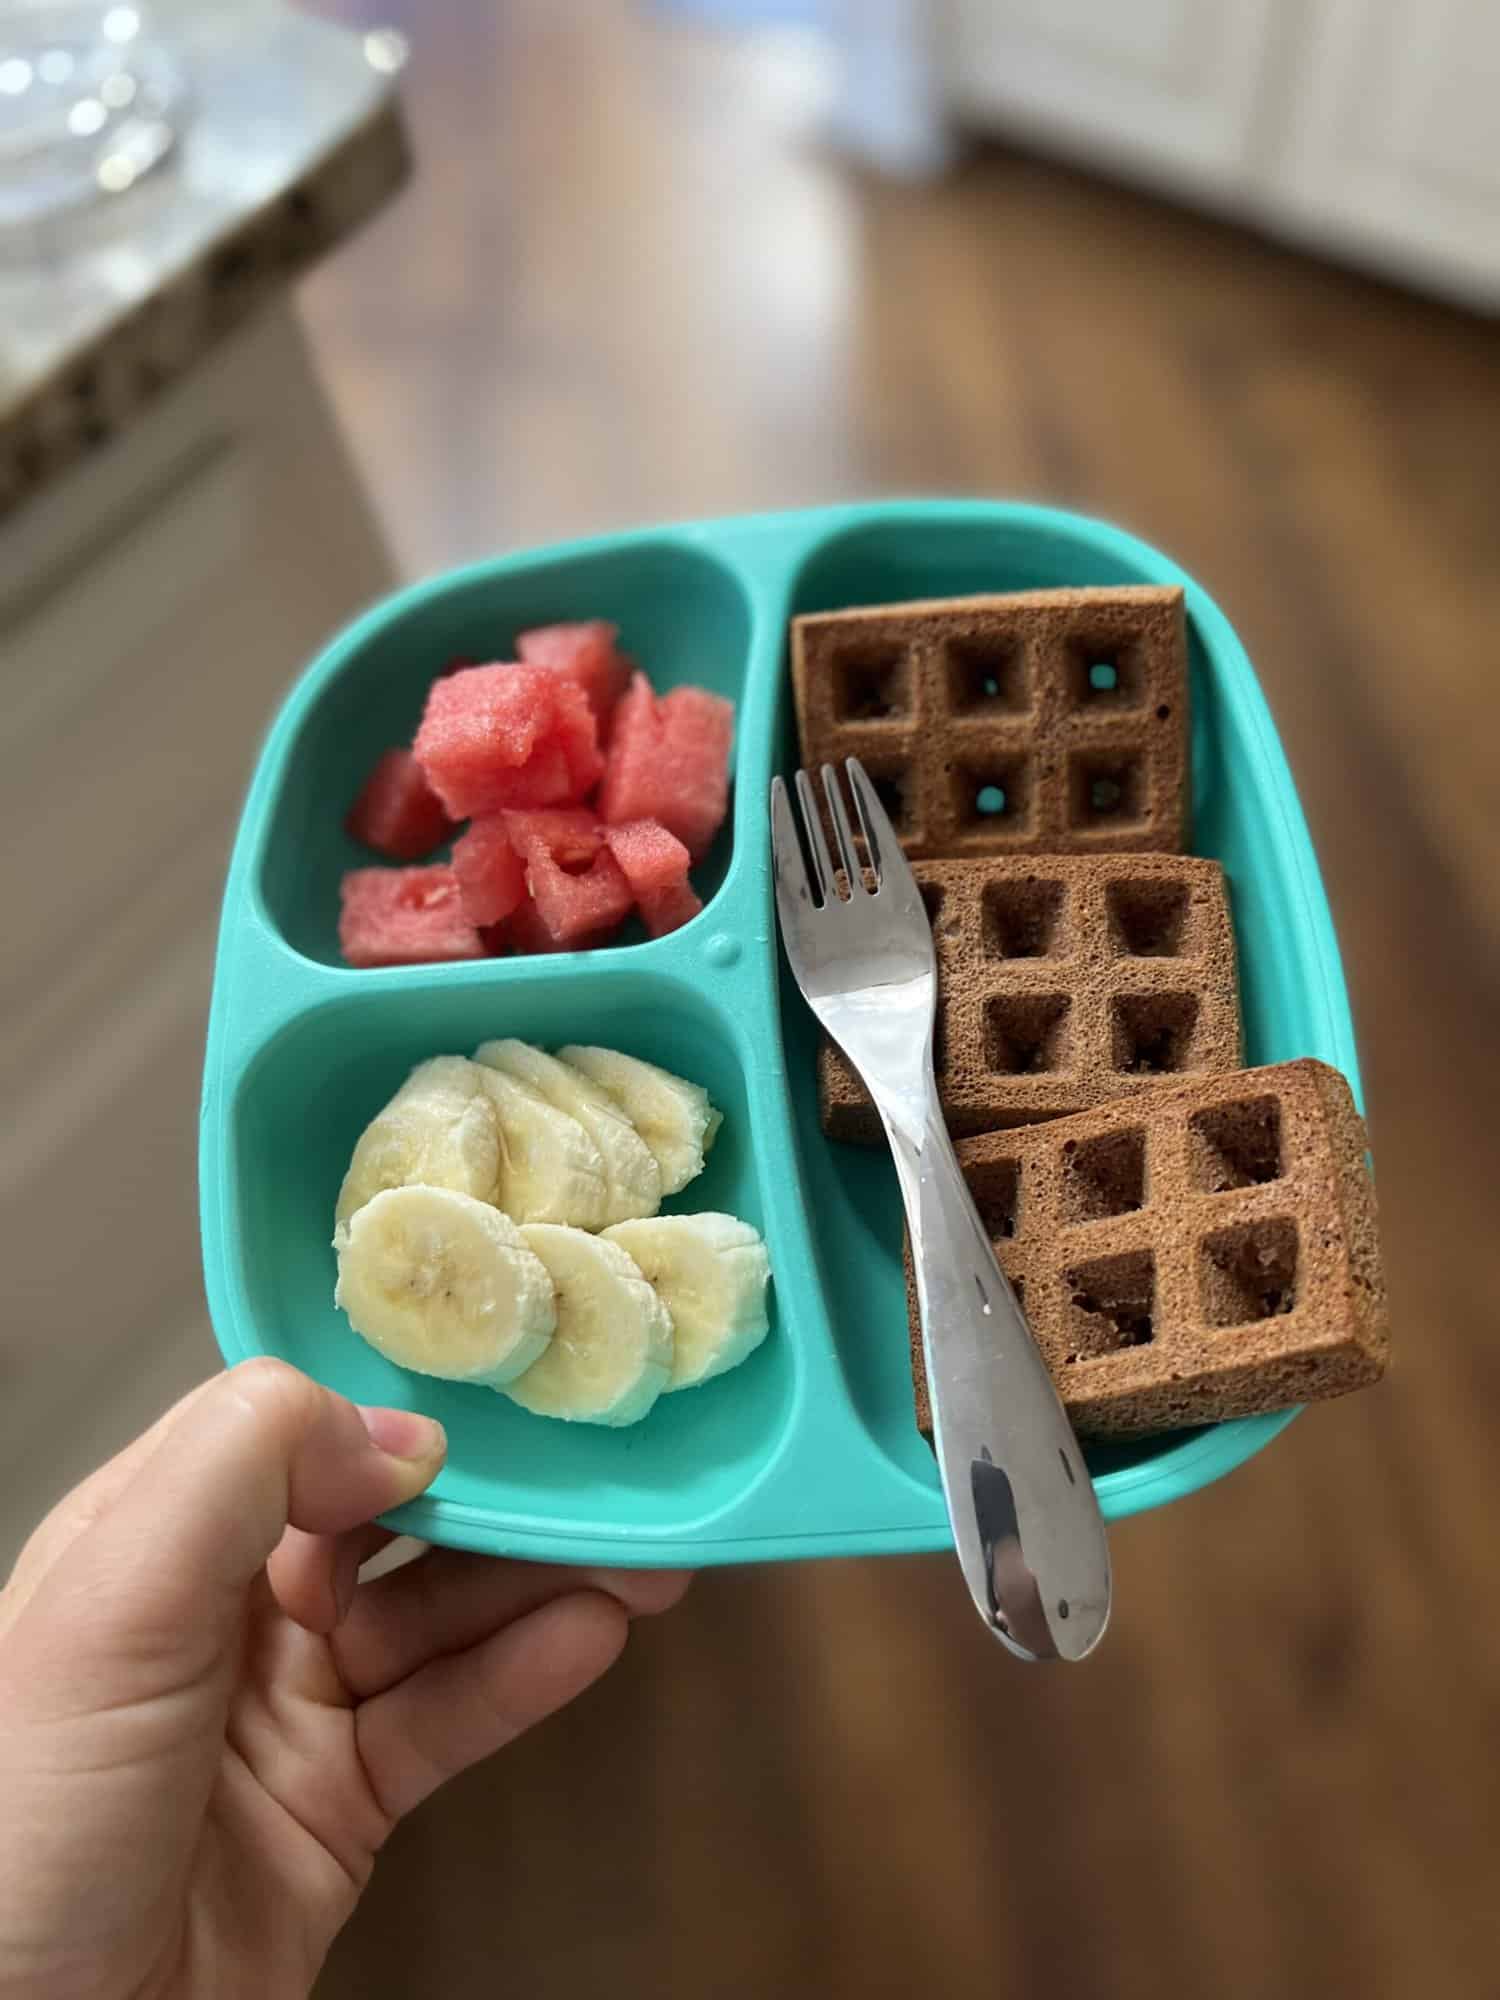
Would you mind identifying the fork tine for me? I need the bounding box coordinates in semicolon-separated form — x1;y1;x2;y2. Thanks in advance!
844;757;885;883
846;757;922;908
770;774;804;887
771;777;810;928
793;768;835;903
821;763;866;895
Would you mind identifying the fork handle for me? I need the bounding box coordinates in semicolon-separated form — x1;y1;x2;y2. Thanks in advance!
883;1102;1111;1662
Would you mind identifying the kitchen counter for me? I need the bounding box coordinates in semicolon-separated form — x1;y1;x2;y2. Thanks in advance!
0;2;409;517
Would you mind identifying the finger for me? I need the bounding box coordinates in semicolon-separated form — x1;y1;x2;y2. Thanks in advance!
7;1360;446;1710
335;1553;690;1697
267;1523;397;1636
356;1591;628;1822
1;1378;217;1623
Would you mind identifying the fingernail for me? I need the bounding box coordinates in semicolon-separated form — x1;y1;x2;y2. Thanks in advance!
358;1405;447;1462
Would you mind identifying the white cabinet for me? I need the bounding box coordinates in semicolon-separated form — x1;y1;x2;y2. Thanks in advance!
937;0;1500;310
1264;0;1500;306
942;0;1280;197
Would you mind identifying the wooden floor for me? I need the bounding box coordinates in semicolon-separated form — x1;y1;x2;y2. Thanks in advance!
9;2;1500;1994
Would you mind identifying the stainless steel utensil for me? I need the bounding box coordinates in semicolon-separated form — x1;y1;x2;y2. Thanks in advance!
771;756;1111;1661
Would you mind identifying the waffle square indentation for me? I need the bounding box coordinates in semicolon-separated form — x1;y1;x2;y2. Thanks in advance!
945;636;1028;716
969;1155;1021;1241
983;994;1072;1076
949;754;1033;836
829;641;913;724
1199;1219;1299;1327
1060;1128;1147;1222
1062;1251;1156;1361
1065;635;1147;710
981;877;1066;959
1188;1096;1284;1193
1067;750;1149;831
1106;876;1189;956
1110;993;1201;1074
859;762;912;838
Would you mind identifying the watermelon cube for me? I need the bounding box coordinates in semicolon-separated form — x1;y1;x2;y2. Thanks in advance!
338;867;485;968
526;846;633;946
597;674;733;860
345;748;454;862
501;808;603;868
603;819;703;937
413;663;599;817
503;899;563;955
549;677;606;797
451;816;528;926
658;686;733;859
495;806;631;949
517;621;632;731
638;880;704;937
595;673;656;822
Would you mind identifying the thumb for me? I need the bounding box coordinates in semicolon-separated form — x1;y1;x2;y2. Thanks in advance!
10;1360;446;1709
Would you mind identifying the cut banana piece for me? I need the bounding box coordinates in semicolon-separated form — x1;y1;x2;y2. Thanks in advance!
473;1066;609;1228
602;1212;770;1390
506;1224;674;1426
335;1186;556;1387
556;1045;722;1197
335;1056;501;1242
474;1039;661;1225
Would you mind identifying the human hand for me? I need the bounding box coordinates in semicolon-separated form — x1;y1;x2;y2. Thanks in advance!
0;1361;687;2000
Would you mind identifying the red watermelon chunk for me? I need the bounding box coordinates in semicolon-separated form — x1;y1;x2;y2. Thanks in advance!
505;899;567;955
594;673;657;824
658;686;733;859
517;621;632;731
597;674;733;860
345;748;454;862
526;846;633;947
413;663;598;817
508;896;614;955
485;739;576;809
603;818;703;937
638;879;704;938
604;817;691;894
501;807;603;868
451;816;528;926
339;867;485;968
498;807;631;949
549;677;606;796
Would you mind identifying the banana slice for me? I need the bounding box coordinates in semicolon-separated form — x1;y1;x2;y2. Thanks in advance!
506;1224;674;1426
473;1065;609;1228
556;1045;722;1197
474;1039;661;1225
602;1212;770;1390
335;1186;556;1386
335;1056;501;1242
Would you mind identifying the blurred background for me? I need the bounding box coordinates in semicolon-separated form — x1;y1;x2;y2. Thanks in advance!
2;2;1498;1996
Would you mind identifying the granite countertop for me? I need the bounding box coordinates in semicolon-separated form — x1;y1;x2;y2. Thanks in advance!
0;2;409;517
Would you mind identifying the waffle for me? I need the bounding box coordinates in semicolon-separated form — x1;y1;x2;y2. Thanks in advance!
820;854;1240;1142
905;1060;1389;1441
791;586;1189;858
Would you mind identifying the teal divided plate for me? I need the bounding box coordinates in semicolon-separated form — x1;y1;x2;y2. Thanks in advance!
199;501;1362;1567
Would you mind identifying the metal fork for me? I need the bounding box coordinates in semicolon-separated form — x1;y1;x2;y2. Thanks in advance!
771;758;1111;1662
